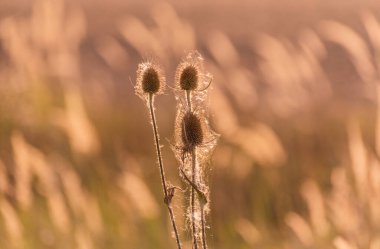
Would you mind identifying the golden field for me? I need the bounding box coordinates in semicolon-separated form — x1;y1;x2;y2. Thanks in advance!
0;0;379;248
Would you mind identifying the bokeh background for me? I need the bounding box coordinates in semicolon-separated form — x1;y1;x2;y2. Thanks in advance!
0;0;380;248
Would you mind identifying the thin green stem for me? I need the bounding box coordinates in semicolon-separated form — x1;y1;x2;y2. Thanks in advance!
148;94;182;249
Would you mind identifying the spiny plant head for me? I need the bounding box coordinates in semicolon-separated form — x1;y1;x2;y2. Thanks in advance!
135;61;165;100
172;105;219;164
181;112;204;148
175;51;204;91
180;65;199;91
142;67;160;94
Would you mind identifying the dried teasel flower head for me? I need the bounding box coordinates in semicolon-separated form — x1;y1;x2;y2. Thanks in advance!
181;112;204;149
172;105;219;164
135;61;165;101
179;65;198;91
174;51;213;114
175;51;212;92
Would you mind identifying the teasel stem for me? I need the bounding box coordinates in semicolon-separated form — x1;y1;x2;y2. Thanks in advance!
148;94;182;249
200;207;207;249
179;168;208;249
185;90;199;249
186;90;192;111
191;148;199;249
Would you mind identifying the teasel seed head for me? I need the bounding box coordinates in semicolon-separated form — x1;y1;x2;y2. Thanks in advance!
175;51;205;92
142;67;160;94
181;112;204;149
172;103;219;163
135;61;165;101
180;65;198;91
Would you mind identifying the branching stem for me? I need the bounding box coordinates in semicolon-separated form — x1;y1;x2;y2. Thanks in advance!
179;168;208;249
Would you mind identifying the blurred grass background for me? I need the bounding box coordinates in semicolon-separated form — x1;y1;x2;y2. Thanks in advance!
0;0;380;248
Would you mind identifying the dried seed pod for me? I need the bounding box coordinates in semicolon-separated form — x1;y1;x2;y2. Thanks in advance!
135;61;165;101
181;112;204;148
175;51;204;92
172;105;219;163
142;67;160;94
180;65;198;91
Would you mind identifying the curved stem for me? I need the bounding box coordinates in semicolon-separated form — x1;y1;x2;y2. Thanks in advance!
148;94;182;249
